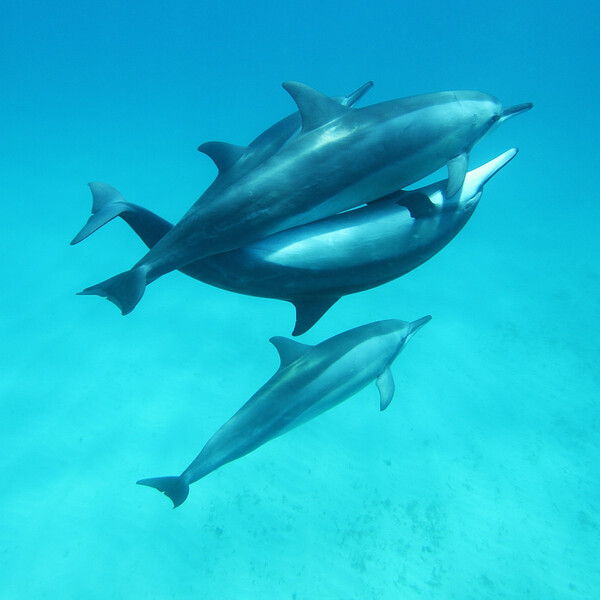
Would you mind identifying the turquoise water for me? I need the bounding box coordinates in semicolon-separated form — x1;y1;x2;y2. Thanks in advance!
1;1;598;598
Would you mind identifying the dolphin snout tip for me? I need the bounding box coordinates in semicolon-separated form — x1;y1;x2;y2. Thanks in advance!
500;102;533;123
409;315;432;335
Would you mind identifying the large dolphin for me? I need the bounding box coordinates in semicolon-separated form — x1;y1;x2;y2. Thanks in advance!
76;81;532;315
137;316;431;507
71;81;373;248
73;149;517;334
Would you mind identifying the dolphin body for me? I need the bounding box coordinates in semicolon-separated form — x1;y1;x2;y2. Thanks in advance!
71;81;373;249
137;316;430;507
76;81;532;315
73;149;517;334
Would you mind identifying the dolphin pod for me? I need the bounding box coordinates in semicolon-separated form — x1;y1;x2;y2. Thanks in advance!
137;317;431;507
72;80;533;508
73;149;518;335
74;81;532;315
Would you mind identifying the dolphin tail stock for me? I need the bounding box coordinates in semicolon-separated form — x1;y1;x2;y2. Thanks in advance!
137;476;190;508
71;182;173;249
77;267;147;315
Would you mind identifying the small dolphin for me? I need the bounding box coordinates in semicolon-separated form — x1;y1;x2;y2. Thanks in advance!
73;149;517;334
75;81;532;315
137;316;431;507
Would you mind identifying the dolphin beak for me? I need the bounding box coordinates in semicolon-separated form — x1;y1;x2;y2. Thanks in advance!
406;315;432;341
498;102;533;124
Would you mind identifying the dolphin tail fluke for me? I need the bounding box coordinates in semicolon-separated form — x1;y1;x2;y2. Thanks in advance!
137;476;189;508
71;203;124;245
72;183;173;248
78;267;146;315
71;183;129;245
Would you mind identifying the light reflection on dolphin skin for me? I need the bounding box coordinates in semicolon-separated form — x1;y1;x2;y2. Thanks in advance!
74;80;532;315
194;81;374;193
73;149;518;335
71;82;373;249
137;316;431;508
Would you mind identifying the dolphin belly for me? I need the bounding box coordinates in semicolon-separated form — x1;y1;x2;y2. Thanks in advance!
246;203;416;270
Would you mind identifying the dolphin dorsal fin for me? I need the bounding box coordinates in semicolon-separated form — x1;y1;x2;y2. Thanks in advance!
282;81;350;132
292;297;340;336
197;141;247;173
269;336;313;369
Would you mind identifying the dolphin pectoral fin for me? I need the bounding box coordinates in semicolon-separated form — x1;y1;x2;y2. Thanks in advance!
198;141;247;173
446;152;469;198
376;367;395;411
291;296;340;336
398;191;437;219
137;476;189;508
270;336;313;369
282;82;350;132
78;267;146;315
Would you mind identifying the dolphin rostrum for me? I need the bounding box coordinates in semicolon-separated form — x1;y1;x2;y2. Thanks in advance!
137;316;431;507
73;149;517;334
75;81;532;315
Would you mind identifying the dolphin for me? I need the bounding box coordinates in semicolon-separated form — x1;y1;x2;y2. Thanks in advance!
71;81;373;248
75;81;532;315
73;149;517;334
137;316;431;507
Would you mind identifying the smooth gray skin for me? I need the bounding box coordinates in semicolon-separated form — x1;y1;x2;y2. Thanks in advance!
76;80;531;314
137;316;431;507
196;81;374;184
71;82;373;251
74;149;517;335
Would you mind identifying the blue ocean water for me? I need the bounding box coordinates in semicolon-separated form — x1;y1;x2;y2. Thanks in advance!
1;1;598;598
